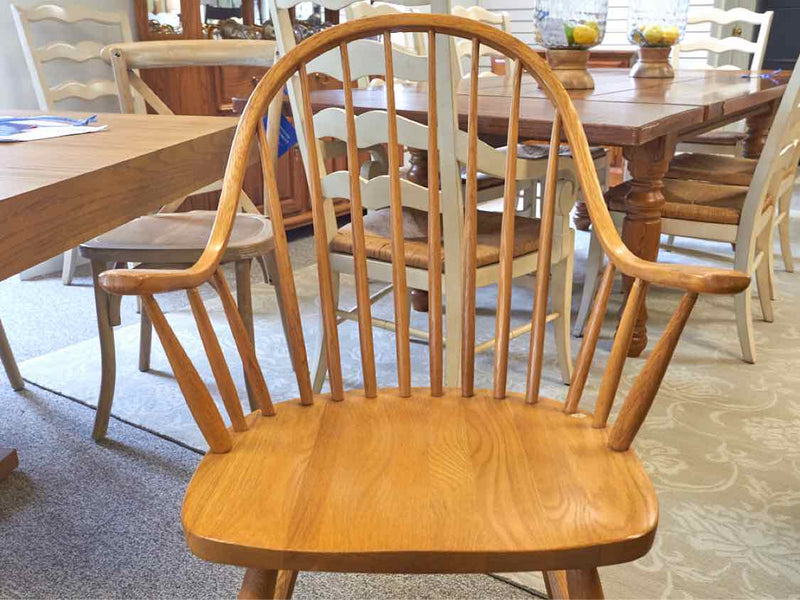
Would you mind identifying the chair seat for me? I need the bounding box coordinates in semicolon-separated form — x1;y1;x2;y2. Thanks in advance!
680;130;746;147
330;208;540;269
182;390;658;574
80;211;273;263
606;178;750;225
666;153;757;187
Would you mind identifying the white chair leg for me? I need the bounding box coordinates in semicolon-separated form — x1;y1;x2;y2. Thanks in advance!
778;192;794;274
734;285;756;364
311;272;340;393
61;248;79;285
0;320;24;391
574;229;603;337
138;309;152;372
551;250;574;384
755;228;774;323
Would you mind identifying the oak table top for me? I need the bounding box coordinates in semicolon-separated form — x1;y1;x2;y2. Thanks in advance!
311;68;786;357
0;111;240;480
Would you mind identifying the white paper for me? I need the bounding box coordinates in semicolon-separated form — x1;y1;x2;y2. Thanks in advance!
0;118;107;143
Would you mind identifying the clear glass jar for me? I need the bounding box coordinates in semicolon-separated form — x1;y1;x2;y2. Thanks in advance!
533;0;609;51
627;0;690;47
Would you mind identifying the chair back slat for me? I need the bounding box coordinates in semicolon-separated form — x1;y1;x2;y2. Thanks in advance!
460;38;481;398
211;270;276;416
187;287;248;432
141;294;233;453
492;59;522;400
593;277;647;428
564;262;615;414
383;34;413;397
257;120;314;406
341;41;378;398
299;65;345;401
608;292;699;450
524;113;562;405
426;30;444;397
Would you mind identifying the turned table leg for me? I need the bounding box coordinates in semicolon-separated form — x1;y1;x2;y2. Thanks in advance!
620;136;677;357
743;102;777;159
406;147;430;313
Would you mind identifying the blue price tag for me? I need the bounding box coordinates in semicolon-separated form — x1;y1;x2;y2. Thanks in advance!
262;113;298;158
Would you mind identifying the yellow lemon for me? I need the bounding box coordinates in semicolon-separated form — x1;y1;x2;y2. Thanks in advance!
643;24;663;45
572;24;598;46
661;25;680;45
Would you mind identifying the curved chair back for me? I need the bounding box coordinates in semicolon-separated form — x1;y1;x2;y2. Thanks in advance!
11;3;144;113
671;7;774;71
345;1;427;56
96;15;750;457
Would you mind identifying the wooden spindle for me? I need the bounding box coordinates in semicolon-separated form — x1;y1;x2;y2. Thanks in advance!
525;112;562;405
492;59;523;400
211;270;275;416
383;34;411;397
141;295;232;453
187;287;247;432
426;30;443;397
340;42;377;398
564;262;615;414
609;292;698;451
593;277;647;428
460;37;481;398
257;119;313;405
299;65;344;401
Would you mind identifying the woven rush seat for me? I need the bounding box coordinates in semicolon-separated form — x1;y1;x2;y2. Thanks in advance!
666;152;758;187
330;207;541;269
680;130;745;147
605;179;754;226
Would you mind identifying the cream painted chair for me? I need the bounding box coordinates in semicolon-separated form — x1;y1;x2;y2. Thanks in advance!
452;5;512;79
672;7;774;157
269;0;576;389
11;3;144;286
578;60;800;363
78;40;294;441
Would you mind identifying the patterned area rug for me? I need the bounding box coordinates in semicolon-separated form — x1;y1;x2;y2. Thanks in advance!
21;222;800;598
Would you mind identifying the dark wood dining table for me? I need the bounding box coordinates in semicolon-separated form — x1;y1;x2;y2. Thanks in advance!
310;68;786;358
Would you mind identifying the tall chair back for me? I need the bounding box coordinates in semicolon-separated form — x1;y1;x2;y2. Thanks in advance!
671;7;774;71
11;3;144;113
452;5;513;78
345;1;426;56
96;15;749;457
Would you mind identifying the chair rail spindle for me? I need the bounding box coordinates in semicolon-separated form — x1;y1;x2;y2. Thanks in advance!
426;30;443;397
383;33;412;397
492;59;522;400
187;287;248;432
593;277;647;428
257;119;314;405
461;37;481;398
299;65;345;401
525;112;562;404
564;262;615;414
609;292;699;451
141;294;232;453
340;41;378;398
211;270;275;416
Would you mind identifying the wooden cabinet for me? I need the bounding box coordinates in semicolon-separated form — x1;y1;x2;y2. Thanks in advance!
132;0;344;228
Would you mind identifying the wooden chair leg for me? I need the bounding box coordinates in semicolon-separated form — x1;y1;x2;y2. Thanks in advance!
235;259;258;411
734;285;756;364
543;570;569;599
61;248;79;285
264;250;297;373
565;568;604;599
239;569;298;600
574;230;603;337
311;272;340;393
551;250;574;384
138;308;152;372
90;260;117;441
0;320;24;391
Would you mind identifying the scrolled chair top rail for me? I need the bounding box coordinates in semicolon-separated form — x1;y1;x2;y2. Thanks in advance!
97;14;751;298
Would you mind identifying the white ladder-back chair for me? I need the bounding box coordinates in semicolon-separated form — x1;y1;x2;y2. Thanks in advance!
78;39;293;441
269;0;575;389
92;16;751;596
673;7;774;158
452;5;512;79
346;1;427;57
580;60;800;364
11;3;145;285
